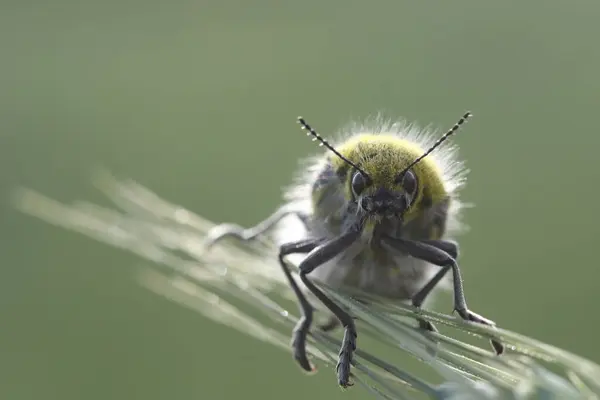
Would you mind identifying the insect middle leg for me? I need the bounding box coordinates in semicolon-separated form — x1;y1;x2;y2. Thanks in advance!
384;236;504;354
412;239;459;333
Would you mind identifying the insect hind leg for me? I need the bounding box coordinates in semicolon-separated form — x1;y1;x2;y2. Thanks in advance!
204;205;304;248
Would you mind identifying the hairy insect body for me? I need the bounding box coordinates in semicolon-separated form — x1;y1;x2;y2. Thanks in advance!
281;133;457;301
206;113;503;389
306;238;434;300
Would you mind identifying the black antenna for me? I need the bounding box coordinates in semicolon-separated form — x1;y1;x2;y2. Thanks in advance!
401;111;472;174
297;116;371;180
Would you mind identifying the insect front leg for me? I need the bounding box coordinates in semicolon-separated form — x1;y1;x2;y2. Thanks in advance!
204;204;303;248
296;230;362;388
383;236;504;354
278;239;323;372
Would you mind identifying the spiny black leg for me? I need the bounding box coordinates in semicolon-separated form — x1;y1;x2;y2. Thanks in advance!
278;239;322;372
204;205;302;248
413;240;458;332
295;229;362;388
383;236;504;354
300;273;357;387
420;239;459;259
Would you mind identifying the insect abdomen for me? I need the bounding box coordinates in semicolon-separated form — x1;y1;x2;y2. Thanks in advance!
308;242;433;301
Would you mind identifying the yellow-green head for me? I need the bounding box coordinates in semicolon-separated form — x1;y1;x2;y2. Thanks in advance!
297;112;470;226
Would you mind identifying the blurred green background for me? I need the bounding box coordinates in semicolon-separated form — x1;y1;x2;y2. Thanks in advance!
2;0;600;399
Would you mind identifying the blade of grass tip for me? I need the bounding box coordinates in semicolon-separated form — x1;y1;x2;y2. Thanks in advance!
93;169;213;233
98;173;280;255
92;169;175;223
89;183;278;282
116;207;219;259
103;215;242;285
93;210;202;258
44;200;172;265
13;189;109;236
14;190;153;259
103;213;275;291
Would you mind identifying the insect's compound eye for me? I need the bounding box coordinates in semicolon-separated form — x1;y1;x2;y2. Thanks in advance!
399;170;418;197
351;171;368;197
